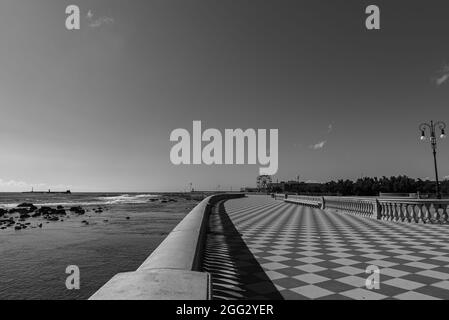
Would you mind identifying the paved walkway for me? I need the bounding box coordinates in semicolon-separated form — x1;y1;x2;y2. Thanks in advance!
202;195;449;300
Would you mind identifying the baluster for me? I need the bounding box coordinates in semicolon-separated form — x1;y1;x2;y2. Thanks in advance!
404;204;411;222
398;203;404;221
400;203;410;222
378;202;386;220
378;203;384;220
397;203;402;221
417;204;424;223
441;204;449;224
390;203;396;221
410;204;418;223
391;203;397;221
433;203;439;223
387;203;392;220
424;203;432;223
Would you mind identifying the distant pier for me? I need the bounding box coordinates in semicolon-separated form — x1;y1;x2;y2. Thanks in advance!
22;189;71;194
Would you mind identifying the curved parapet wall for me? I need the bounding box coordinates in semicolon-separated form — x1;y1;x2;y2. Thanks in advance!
90;193;245;300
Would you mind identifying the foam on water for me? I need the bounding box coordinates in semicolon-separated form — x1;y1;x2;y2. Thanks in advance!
0;193;160;208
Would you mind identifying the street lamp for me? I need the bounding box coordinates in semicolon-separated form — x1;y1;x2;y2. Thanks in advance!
419;120;446;199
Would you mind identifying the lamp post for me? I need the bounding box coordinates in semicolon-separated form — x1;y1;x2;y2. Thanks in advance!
419;120;446;199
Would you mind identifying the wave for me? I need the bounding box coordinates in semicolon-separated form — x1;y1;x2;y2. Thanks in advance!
0;194;161;208
96;194;159;204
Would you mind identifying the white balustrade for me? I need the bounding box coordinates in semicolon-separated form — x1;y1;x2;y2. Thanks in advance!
273;193;449;224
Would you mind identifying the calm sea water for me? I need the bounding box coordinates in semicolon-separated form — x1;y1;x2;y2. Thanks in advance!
0;193;197;300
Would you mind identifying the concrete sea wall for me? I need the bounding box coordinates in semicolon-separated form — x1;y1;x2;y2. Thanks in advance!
90;193;245;300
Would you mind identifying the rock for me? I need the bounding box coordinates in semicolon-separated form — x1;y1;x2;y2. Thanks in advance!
94;207;103;213
17;202;36;208
14;225;22;230
55;209;66;215
38;223;43;228
69;206;85;215
126;217;130;220
57;205;64;210
0;208;7;217
35;207;53;215
20;213;30;219
44;215;59;221
16;203;38;212
32;211;42;217
9;208;33;215
35;206;66;216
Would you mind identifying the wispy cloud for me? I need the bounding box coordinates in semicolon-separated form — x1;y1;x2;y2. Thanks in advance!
86;10;114;28
304;124;333;151
310;140;326;150
0;178;71;192
434;64;449;86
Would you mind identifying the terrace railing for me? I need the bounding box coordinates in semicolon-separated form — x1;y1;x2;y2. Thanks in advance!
274;194;449;224
377;198;449;224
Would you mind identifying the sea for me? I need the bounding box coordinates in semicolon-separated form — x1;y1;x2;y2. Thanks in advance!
0;192;199;300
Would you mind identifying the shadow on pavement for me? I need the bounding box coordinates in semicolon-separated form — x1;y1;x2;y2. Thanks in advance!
202;200;283;300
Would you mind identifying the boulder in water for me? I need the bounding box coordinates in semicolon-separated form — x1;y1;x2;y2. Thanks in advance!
0;208;7;217
69;206;85;215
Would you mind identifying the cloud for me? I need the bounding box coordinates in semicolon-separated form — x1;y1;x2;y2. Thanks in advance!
434;64;449;86
0;179;70;192
86;10;114;28
443;175;449;180
310;140;326;150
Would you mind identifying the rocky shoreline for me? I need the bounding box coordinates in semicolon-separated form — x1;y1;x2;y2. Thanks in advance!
0;196;182;231
0;203;106;231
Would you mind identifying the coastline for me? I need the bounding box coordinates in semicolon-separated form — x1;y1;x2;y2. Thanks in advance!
0;193;199;299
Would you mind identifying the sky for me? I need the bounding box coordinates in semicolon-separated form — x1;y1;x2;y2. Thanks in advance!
1;0;449;192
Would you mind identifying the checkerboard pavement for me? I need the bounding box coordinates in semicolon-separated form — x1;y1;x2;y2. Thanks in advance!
204;195;449;300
